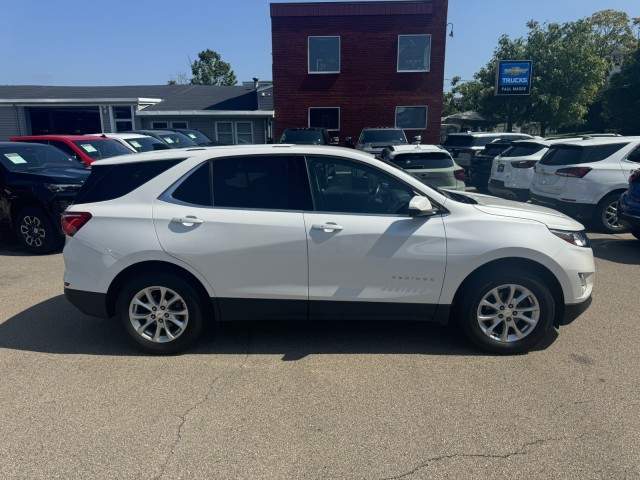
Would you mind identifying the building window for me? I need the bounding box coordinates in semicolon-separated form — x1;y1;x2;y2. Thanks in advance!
113;106;134;132
171;121;188;129
152;121;169;129
309;107;340;130
397;35;431;72
395;106;428;129
216;121;254;144
308;36;340;74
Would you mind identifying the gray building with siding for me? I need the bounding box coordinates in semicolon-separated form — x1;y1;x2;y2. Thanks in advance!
0;82;274;144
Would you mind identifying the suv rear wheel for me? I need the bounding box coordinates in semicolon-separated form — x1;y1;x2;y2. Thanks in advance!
15;207;62;254
593;193;627;234
116;273;205;354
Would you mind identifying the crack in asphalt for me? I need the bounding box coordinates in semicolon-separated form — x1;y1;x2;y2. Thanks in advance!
380;437;563;480
154;335;253;480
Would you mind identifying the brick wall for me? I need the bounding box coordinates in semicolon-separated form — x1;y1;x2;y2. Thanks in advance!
271;0;448;145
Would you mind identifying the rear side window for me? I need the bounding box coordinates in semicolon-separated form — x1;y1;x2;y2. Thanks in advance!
74;159;183;204
389;152;453;169
540;143;628;166
211;155;300;210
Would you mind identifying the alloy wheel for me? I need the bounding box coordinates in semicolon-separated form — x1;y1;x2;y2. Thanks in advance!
20;215;46;247
128;286;189;343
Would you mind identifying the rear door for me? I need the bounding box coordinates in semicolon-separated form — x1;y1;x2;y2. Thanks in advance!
153;155;309;321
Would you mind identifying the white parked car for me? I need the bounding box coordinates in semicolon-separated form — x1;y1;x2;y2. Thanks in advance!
530;136;640;233
377;144;466;190
488;138;582;202
91;133;171;153
62;145;594;355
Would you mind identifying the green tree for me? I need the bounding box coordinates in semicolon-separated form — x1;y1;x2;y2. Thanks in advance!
190;49;237;86
588;10;637;59
604;45;640;134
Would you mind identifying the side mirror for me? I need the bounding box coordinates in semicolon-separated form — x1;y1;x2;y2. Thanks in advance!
413;135;422;144
408;196;438;217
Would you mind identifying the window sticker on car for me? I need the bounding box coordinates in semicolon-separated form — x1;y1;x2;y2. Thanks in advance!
4;153;28;164
80;144;98;153
130;141;142;148
163;137;175;144
188;134;197;139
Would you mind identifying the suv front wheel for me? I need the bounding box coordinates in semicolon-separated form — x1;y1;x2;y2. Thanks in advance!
458;270;555;354
116;273;205;354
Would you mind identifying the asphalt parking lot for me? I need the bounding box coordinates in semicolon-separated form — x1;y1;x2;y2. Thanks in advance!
0;232;638;480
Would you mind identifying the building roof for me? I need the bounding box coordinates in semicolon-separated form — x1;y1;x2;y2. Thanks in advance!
0;84;272;112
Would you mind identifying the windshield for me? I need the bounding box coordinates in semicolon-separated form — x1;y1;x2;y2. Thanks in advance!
0;144;85;171
181;130;213;145
280;130;325;144
72;139;133;160
360;130;407;144
125;137;171;152
501;143;546;157
156;132;199;148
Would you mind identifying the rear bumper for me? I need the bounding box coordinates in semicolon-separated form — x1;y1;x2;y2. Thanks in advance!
530;194;594;220
488;180;529;201
64;287;108;318
618;210;640;231
618;193;640;231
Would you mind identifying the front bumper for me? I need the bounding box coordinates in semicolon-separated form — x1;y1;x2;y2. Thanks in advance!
64;287;108;318
558;295;593;326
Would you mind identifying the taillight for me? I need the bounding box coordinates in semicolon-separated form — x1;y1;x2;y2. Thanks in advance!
512;160;537;169
555;167;592;178
629;169;640;183
61;212;92;236
454;168;465;181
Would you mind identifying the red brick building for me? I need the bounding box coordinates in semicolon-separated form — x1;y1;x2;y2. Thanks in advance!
270;0;449;145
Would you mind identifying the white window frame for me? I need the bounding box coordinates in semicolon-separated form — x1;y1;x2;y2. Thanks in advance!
308;107;340;131
110;105;134;132
308;36;341;74
397;34;431;72
236;121;254;144
215;121;254;144
395;105;428;130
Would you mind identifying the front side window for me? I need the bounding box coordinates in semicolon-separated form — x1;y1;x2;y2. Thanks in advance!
395;106;427;129
625;145;640;163
306;156;413;215
397;35;431;72
309;107;340;130
309;36;340;73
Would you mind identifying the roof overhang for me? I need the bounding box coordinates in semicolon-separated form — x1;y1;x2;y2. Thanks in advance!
0;98;163;105
136;110;275;117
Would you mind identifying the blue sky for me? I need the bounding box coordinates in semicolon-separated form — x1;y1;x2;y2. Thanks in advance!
1;0;638;87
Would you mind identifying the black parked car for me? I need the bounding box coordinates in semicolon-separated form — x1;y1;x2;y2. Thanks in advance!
468;140;515;192
0;142;89;253
279;127;338;145
168;128;228;146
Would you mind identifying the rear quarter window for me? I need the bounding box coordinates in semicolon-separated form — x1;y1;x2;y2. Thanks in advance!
73;159;183;204
540;143;628;166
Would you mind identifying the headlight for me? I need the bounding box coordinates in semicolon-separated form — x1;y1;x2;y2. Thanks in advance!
549;229;590;247
46;183;82;192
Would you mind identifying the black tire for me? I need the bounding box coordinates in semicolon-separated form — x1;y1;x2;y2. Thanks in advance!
458;270;555;354
116;273;205;354
593;193;627;234
15;207;62;254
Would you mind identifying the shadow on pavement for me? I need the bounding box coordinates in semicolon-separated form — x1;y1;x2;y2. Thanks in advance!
0;295;559;359
589;235;640;265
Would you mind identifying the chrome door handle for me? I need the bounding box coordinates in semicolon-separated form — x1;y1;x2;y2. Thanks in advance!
171;216;204;226
312;222;344;232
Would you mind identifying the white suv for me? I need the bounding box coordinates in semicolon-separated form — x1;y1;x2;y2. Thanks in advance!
530;136;640;233
488;138;582;202
62;144;594;355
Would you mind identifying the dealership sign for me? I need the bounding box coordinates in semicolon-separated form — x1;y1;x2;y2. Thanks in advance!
495;60;532;95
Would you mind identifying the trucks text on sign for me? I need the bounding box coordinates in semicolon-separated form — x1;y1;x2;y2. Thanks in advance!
495;61;532;96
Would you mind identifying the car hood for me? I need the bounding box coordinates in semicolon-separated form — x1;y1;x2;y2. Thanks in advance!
455;191;585;230
16;167;90;183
